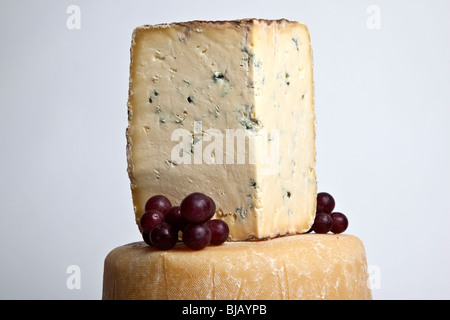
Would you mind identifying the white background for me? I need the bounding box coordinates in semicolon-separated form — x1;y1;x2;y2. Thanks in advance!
0;0;449;300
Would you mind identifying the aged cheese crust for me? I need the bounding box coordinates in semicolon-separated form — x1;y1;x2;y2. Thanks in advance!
102;234;372;300
126;19;316;240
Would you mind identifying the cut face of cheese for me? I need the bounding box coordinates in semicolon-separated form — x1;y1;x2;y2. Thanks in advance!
126;19;316;240
102;234;372;300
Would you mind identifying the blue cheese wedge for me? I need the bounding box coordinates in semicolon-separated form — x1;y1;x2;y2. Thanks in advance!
126;19;317;240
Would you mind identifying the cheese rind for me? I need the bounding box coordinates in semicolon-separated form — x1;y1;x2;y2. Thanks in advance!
102;234;372;300
126;19;316;240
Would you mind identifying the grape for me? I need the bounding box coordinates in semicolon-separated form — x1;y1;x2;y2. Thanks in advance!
145;195;172;215
180;193;214;223
142;232;152;246
164;206;189;231
139;209;164;234
330;212;348;234
312;212;333;234
207;219;229;245
316;192;335;214
207;197;216;220
149;223;178;250
182;223;211;250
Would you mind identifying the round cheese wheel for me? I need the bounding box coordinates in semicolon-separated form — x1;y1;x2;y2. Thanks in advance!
102;234;372;300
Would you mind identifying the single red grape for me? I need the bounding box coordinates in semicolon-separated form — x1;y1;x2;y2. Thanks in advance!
139;210;164;233
164;206;189;231
149;223;178;250
142;232;152;246
182;222;211;250
139;209;164;234
180;192;213;223
312;212;333;234
207;219;229;245
330;212;348;234
145;195;172;215
316;192;335;214
207;197;216;220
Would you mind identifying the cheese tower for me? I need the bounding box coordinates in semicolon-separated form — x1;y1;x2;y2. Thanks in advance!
102;19;372;300
126;19;316;240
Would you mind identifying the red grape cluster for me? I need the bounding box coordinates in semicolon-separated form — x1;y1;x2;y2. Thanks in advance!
309;192;349;234
140;193;229;251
